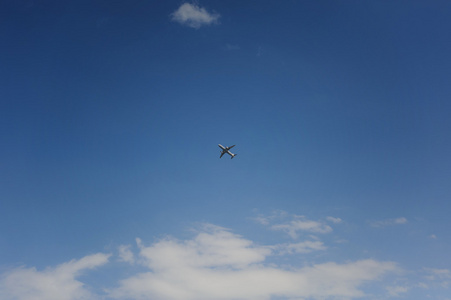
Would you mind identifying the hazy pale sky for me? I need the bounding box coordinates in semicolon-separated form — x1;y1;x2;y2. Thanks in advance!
1;1;450;299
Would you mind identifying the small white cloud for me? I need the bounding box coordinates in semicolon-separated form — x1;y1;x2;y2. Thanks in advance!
394;217;408;224
370;217;408;228
251;210;287;225
272;240;327;255
429;234;437;239
271;216;333;239
272;219;332;238
253;211;334;239
387;285;409;296
170;3;220;29
118;245;135;264
326;216;343;224
252;215;270;225
0;253;110;300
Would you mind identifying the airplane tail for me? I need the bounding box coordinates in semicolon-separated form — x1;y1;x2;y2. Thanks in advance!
231;154;237;159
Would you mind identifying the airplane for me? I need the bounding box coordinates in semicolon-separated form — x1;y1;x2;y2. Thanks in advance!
218;144;237;159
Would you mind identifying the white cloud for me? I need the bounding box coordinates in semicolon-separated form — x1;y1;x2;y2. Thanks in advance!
108;224;398;300
272;240;327;255
387;285;409;296
118;245;135;264
252;215;271;226
426;268;451;277
271;217;333;239
422;268;451;290
253;211;335;239
271;219;332;238
0;253;110;300
370;217;408;228
170;3;220;29
326;216;343;224
394;217;408;224
140;224;270;270
424;268;451;281
2;218;449;300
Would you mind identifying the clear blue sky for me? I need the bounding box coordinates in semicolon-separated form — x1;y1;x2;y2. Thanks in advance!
1;1;450;299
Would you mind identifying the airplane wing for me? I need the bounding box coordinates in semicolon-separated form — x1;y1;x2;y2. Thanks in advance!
227;145;236;150
220;152;225;158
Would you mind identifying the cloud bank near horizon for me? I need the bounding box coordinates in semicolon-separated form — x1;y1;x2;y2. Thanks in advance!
0;221;447;300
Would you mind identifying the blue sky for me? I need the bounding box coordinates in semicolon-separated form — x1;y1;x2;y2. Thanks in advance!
1;1;450;299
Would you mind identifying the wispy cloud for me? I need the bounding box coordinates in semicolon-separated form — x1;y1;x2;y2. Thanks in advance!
225;44;240;51
370;217;408;228
108;224;398;300
326;216;343;224
386;285;409;296
425;268;451;276
118;244;135;264
271;219;332;238
170;3;220;29
424;268;451;281
422;268;451;289
271;240;327;255
0;253;110;300
253;211;338;239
